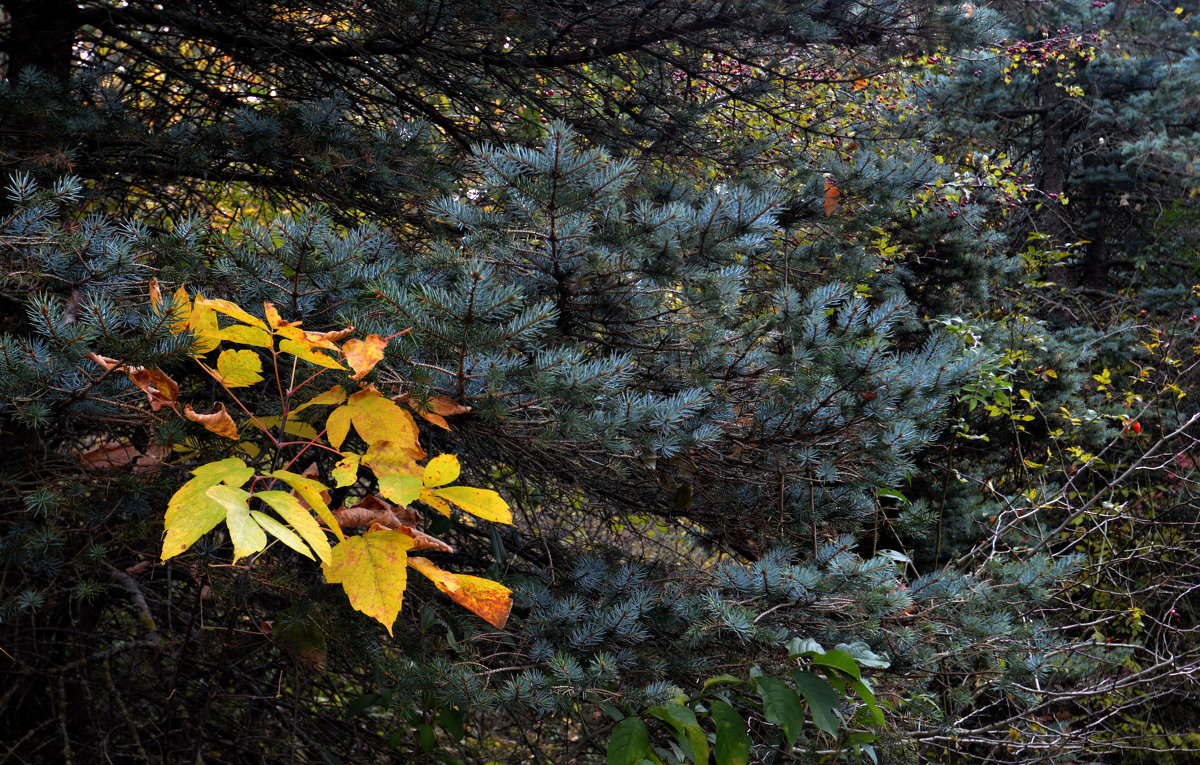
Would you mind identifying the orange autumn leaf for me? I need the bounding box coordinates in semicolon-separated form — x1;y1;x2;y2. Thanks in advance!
184;403;239;439
343;334;387;380
149;278;163;309
396;393;472;430
824;178;841;217
408;557;512;629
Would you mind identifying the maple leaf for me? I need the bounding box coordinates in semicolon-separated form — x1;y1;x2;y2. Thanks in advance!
322;527;414;635
408;557;513;629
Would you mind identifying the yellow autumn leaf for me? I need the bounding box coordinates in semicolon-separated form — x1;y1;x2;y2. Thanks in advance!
343;334;387;380
213;323;273;349
330;389;423;456
292;385;346;414
184;403;239;439
256;490;332;564
408;557;513;629
423;454;461;488
206;485;266;562
419;489;454;516
216;348;264;388
250;510;314;560
270;469;345;542
193;296;269;330
322;528;414;635
279;338;347;370
162;477;226;560
431;486;512;524
332;452;361;488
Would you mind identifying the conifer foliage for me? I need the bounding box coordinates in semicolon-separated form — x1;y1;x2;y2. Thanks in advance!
2;1;1199;763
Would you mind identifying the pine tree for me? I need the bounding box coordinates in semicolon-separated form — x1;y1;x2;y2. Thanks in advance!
2;2;1195;763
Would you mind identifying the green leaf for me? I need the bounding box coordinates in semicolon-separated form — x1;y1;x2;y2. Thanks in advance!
379;475;422;506
608;717;651;765
206;485;266;562
322;528;414;635
701;675;742;693
710;700;751;765
256;490;332;564
646;704;707;763
810;649;862;680
756;676;805;748
848;678;885;726
791;670;841;736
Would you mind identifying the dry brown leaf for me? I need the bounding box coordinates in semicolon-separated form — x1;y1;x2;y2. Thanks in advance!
149;278;163;309
184;403;238;439
85;353;180;411
394;394;472;431
124;561;151;575
77;440;142;469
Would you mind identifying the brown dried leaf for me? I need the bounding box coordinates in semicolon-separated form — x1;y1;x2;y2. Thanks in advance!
184;403;238;439
394;394;472;431
85;353;180;411
124;561;151;575
77;440;141;469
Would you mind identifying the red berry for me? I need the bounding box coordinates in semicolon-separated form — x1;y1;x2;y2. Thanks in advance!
1131;422;1142;434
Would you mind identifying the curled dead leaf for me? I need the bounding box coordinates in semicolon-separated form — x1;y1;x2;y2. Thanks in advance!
86;353;180;412
184;403;239;439
824;177;841;217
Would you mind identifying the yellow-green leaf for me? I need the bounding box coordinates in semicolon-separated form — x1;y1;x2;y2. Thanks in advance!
193;296;268;330
431;487;512;524
280;338;346;370
292;385;346;414
213;324;273;349
270;469;344;542
162;475;226;561
191;457;254;485
423;454;460;488
205;485;266;562
333;453;361;488
256;490;332;564
408;557;512;629
250;510;314;560
322;529;414;635
216;349;264;388
379;475;422;506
